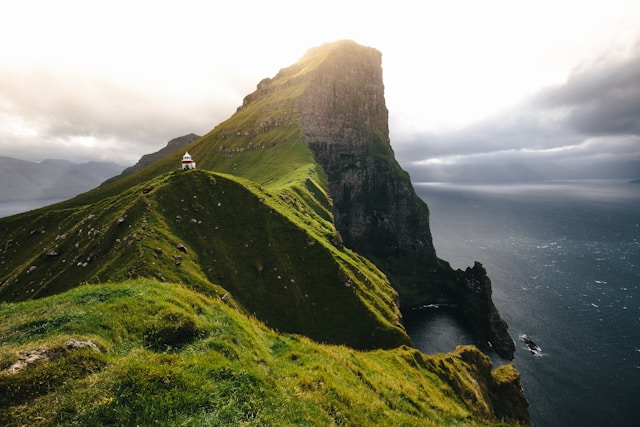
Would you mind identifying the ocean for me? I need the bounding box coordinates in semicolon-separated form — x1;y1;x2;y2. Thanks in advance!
406;180;640;426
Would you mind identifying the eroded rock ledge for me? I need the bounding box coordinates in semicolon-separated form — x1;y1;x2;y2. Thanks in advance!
277;40;515;359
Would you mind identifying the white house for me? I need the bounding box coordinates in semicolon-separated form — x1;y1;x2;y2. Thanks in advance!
181;152;196;170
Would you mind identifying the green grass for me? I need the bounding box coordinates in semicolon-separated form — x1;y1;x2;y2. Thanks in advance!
0;169;409;350
0;280;526;426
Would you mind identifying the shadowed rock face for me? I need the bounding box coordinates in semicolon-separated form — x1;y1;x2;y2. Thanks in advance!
298;43;439;272
251;40;515;358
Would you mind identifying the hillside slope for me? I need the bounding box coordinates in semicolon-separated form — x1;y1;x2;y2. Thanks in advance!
0;168;407;350
0;280;528;426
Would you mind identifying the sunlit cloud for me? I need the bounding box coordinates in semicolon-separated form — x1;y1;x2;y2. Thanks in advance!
0;1;639;170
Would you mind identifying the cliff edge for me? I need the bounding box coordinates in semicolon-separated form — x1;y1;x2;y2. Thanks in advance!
241;40;515;358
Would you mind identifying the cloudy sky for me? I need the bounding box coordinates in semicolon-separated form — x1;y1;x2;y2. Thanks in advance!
1;1;639;173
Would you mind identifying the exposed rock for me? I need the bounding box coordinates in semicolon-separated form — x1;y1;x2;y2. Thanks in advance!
2;339;101;375
520;334;542;355
491;363;531;425
3;349;51;374
65;339;101;353
175;243;188;253
254;40;515;358
452;346;529;425
450;262;515;359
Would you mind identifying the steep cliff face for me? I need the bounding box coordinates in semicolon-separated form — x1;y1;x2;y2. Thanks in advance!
297;42;438;268
283;40;514;358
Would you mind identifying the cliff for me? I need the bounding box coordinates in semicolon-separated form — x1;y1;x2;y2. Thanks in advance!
2;40;513;358
239;40;515;358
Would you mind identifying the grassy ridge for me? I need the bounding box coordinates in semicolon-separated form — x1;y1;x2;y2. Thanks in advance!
0;169;408;350
0;280;524;426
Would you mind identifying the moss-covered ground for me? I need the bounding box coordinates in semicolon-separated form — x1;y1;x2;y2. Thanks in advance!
0;280;523;426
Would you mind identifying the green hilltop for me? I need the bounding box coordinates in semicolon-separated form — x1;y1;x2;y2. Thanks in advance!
0;40;528;425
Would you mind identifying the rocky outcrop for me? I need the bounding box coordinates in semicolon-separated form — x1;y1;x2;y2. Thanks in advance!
3;340;101;375
297;42;438;269
246;40;515;358
454;346;530;425
451;263;515;358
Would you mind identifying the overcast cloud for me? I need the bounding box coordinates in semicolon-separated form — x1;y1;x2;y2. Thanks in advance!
0;66;232;164
1;1;640;173
535;45;640;137
397;40;640;175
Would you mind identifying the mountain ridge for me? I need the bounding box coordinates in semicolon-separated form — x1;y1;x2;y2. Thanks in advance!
0;167;409;350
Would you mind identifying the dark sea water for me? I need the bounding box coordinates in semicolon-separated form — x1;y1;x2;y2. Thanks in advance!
407;180;640;426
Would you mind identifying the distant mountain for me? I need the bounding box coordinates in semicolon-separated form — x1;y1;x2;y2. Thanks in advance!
111;133;200;180
0;156;124;202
